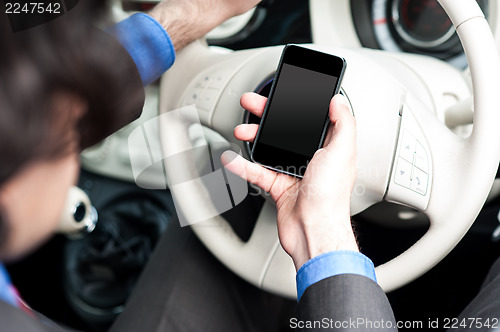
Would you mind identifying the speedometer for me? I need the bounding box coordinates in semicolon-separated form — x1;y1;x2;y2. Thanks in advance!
392;0;454;48
353;0;490;68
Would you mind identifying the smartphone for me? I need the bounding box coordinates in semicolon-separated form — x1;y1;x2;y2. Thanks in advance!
251;45;347;177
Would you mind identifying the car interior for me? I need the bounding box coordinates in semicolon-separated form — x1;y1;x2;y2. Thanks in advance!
6;0;500;331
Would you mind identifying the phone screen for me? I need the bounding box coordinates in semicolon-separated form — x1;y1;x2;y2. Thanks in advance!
251;45;346;177
258;63;339;158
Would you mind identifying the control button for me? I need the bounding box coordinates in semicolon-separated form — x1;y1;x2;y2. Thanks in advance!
209;70;231;89
186;87;204;105
210;75;226;89
400;130;416;163
410;167;428;195
414;141;429;173
198;88;219;111
395;157;412;189
199;76;211;88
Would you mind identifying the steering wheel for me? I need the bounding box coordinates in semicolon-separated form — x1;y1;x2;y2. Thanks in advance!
158;0;500;297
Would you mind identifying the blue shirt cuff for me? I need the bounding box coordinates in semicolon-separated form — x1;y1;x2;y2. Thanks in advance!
0;264;18;308
296;251;377;301
109;13;176;86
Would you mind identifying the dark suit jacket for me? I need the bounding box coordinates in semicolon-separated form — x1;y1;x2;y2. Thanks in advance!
295;258;500;331
4;261;500;332
0;301;69;332
295;274;397;331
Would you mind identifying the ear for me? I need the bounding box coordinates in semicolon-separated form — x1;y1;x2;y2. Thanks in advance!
0;200;10;259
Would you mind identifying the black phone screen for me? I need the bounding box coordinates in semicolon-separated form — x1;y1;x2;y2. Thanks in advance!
251;45;346;177
258;63;338;158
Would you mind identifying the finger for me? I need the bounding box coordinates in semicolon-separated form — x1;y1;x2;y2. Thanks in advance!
324;94;356;150
234;124;259;142
221;150;293;195
240;92;268;118
329;94;354;130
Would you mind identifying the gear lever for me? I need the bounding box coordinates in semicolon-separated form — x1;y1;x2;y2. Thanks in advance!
58;186;97;238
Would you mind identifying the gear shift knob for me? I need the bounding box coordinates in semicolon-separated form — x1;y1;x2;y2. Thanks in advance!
58;186;97;238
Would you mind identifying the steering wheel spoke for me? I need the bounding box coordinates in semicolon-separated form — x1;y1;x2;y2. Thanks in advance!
376;0;500;291
385;93;458;212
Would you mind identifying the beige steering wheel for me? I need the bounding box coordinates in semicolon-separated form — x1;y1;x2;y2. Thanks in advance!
158;0;500;298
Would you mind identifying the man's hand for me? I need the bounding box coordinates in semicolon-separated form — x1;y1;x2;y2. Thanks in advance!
149;0;261;51
222;93;359;271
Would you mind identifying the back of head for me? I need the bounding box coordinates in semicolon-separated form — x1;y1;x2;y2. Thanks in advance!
0;0;145;187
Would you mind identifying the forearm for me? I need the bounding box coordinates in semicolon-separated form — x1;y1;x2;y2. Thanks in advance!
284;201;359;271
299;215;359;270
149;0;232;52
110;0;260;84
293;212;372;302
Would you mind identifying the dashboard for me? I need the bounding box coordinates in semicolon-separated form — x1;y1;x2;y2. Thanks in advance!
353;0;489;68
311;0;499;68
84;0;500;221
114;0;499;65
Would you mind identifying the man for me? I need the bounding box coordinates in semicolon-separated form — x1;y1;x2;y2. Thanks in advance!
0;0;263;330
1;0;497;331
0;0;394;321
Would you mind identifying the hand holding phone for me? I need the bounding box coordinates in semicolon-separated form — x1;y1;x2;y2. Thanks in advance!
251;45;347;177
224;93;358;270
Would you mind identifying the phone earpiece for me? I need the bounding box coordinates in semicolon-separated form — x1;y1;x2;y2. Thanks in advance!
58;186;97;238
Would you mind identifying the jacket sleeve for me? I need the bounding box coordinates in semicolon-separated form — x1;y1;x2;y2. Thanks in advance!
294;274;398;331
77;28;145;150
0;301;74;332
452;257;500;331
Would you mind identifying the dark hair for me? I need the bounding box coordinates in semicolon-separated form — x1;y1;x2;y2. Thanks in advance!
0;1;145;187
